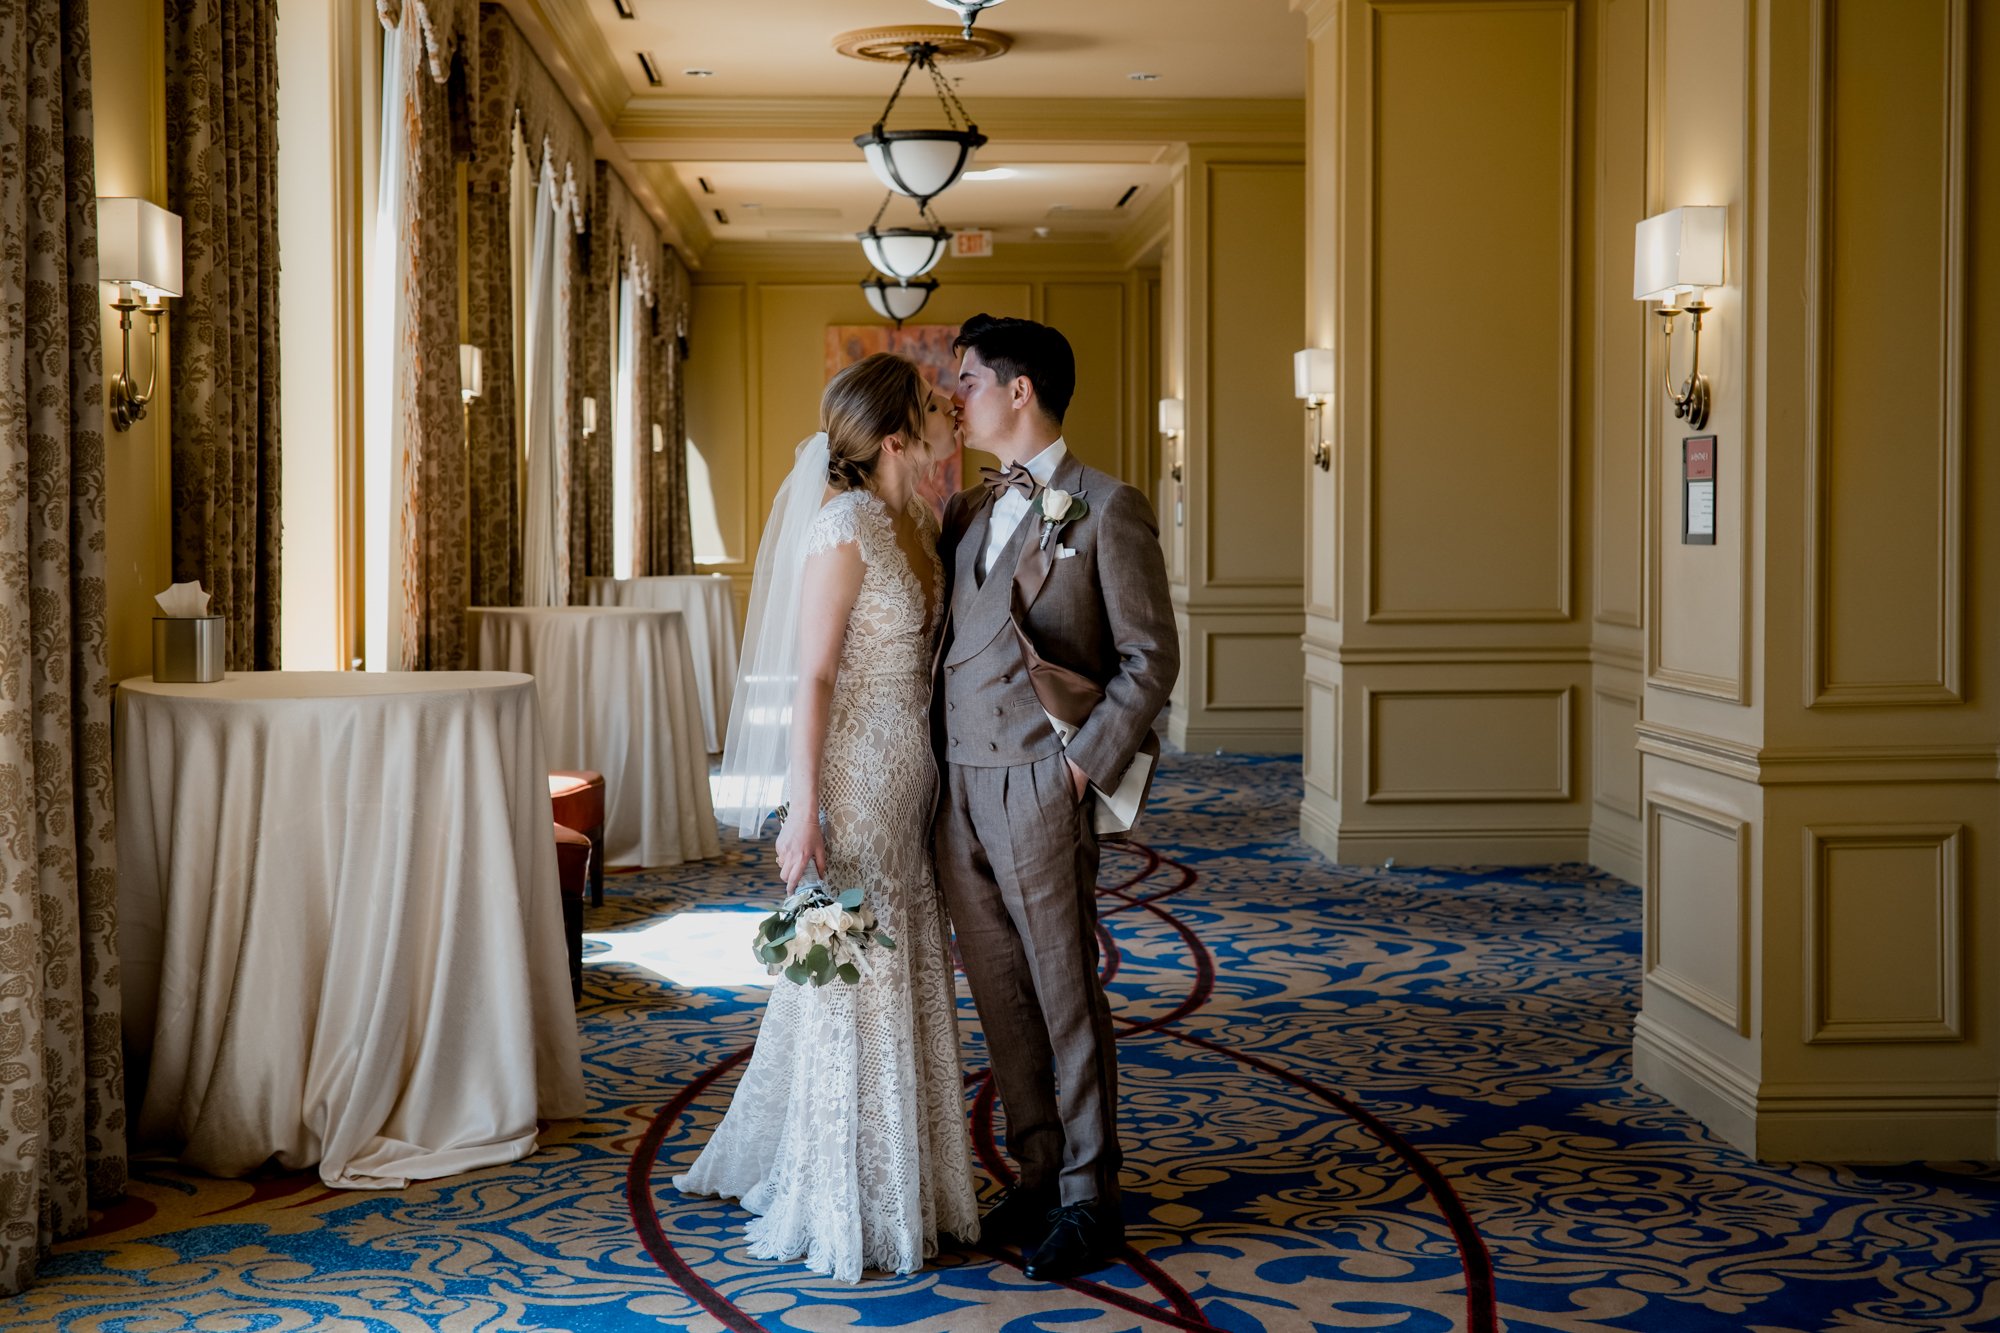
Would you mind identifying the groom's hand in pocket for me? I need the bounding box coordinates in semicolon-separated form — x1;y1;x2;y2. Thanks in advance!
1066;756;1091;804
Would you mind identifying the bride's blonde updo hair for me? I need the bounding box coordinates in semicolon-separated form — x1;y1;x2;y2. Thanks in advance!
820;352;929;492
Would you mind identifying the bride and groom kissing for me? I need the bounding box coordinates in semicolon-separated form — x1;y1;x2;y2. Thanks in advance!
675;314;1179;1284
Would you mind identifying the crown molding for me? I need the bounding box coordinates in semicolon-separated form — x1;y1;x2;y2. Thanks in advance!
1113;184;1173;268
692;238;1156;279
613;96;1307;148
504;0;630;133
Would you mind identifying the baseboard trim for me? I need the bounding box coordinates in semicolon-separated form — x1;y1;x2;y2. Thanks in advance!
1588;822;1643;886
1632;1013;1758;1154
1299;801;1341;862
1171;721;1303;754
1326;825;1590;867
1634;1014;2000;1160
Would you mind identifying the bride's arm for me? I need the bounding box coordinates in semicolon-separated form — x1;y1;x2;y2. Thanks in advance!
774;539;865;889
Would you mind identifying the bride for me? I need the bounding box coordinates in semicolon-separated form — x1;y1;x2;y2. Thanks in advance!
675;352;979;1281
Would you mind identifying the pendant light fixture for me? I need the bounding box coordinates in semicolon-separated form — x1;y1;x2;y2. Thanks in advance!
859;194;952;282
854;42;987;207
926;0;1007;38
861;274;939;327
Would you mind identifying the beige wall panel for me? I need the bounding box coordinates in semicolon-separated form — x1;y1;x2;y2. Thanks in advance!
1204;632;1305;711
1593;687;1642;819
687;284;749;564
1205;163;1307;589
1595;0;1647;629
754;282;1033;514
1304;676;1337;801
1648;0;1747;700
1367;2;1572;623
1807;0;1965;704
1645;793;1747;1033
1042;281;1126;477
93;0;171;683
1364;687;1571;803
1804;825;1963;1043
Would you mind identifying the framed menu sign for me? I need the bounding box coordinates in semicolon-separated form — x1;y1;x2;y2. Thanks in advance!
1683;435;1717;545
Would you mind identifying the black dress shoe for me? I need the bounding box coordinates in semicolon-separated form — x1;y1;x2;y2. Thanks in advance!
979;1184;1058;1249
1023;1200;1123;1281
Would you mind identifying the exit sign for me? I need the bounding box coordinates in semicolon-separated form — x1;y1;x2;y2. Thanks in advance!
952;229;993;258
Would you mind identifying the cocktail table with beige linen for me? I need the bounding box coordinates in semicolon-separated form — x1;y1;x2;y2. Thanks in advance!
116;670;586;1189
468;605;720;868
584;574;739;753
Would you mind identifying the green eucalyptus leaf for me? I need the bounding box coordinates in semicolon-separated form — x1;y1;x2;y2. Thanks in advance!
876;932;896;950
837;963;860;985
838;888;864;909
784;964;809;985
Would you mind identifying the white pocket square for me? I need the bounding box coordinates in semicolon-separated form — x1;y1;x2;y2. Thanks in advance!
1056;546;1078;560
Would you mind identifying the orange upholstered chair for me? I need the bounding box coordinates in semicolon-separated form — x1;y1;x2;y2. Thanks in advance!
549;770;606;906
554;822;591;1001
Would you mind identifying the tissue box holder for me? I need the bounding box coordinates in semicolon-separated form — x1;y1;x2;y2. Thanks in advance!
153;616;225;683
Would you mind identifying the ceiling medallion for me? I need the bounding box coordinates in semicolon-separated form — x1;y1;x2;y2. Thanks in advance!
832;24;1011;65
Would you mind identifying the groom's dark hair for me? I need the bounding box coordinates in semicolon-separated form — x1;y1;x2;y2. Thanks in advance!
953;314;1075;426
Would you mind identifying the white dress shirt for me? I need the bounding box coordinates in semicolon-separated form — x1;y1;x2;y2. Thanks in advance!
981;437;1067;579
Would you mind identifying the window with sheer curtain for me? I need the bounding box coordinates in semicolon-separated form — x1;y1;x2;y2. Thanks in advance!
611;264;641;579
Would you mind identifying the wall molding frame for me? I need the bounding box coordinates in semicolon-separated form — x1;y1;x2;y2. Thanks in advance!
1800;0;1968;709
1359;0;1577;627
1644;790;1751;1035
1802;822;1965;1044
1361;685;1573;804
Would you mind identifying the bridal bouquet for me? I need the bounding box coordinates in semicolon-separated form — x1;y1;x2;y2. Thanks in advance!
753;871;896;987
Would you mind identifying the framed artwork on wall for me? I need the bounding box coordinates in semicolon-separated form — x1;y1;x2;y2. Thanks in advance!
825;324;963;516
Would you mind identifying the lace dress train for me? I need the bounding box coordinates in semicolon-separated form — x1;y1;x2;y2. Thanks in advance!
674;490;978;1282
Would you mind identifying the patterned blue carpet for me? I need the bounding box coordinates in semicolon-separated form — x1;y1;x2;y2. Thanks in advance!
22;752;2000;1331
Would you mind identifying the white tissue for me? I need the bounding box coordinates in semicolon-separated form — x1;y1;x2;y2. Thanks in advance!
155;581;213;618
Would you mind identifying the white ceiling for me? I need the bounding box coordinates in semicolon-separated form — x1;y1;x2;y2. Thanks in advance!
651;160;1172;244
583;0;1305;251
597;0;1306;101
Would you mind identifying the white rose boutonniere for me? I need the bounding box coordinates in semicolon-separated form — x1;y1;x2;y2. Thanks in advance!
1035;487;1088;549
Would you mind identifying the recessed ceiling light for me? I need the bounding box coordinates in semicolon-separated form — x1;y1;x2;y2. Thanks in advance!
961;168;1016;181
683;68;715;78
1129;72;1160;81
1033;226;1052;238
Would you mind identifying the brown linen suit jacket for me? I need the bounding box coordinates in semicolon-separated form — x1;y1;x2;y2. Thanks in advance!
933;450;1178;793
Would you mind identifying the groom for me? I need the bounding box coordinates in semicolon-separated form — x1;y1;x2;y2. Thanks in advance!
933;314;1178;1280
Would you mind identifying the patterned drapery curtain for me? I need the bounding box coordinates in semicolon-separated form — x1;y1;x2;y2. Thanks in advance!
650;246;695;574
0;0;126;1294
468;2;591;607
165;0;281;670
393;11;474;669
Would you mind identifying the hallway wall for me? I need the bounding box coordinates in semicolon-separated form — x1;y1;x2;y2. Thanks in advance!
684;246;1158;619
91;0;174;684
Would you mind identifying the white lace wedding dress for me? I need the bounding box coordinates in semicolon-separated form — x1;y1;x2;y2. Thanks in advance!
674;488;979;1282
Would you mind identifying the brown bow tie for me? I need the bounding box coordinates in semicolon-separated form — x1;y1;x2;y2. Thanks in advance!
979;462;1039;502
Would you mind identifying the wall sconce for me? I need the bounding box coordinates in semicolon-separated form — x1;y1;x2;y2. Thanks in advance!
580;395;598;437
1157;397;1184;481
1634;205;1724;430
651;423;665;455
1293;348;1334;471
97;197;183;432
458;344;482;403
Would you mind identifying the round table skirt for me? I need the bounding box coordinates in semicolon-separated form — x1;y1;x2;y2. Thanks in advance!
584;575;738;753
116;671;586;1188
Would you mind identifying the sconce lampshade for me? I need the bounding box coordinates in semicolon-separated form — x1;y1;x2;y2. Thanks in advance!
1293;348;1335;402
97;197;182;300
1157;397;1185;433
860;224;952;281
459;344;482;401
581;396;598;435
861;274;938;327
1634;206;1725;301
652;422;665;454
